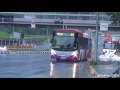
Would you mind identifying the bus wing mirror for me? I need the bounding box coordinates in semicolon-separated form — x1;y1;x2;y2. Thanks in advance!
75;33;78;38
50;40;52;43
53;31;55;37
50;39;53;44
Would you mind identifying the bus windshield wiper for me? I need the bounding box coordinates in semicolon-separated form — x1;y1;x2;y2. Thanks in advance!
66;44;71;47
57;45;64;47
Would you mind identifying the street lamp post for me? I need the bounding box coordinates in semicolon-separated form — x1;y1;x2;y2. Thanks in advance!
12;25;14;38
95;12;99;62
46;26;50;43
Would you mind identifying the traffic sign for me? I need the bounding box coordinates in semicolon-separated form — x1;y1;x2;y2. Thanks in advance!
31;23;36;28
100;23;108;31
31;19;36;28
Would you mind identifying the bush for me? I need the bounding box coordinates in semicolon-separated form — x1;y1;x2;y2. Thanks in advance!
89;60;97;66
0;31;10;38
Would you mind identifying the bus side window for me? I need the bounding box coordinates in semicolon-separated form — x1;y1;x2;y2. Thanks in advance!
81;38;85;49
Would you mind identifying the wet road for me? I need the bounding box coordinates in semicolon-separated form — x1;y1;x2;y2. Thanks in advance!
50;61;91;78
0;54;50;78
0;53;91;78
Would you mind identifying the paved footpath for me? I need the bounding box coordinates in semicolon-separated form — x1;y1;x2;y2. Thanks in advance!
88;62;120;78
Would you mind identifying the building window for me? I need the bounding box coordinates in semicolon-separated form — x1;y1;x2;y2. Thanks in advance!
91;16;96;20
56;12;67;14
14;14;22;18
99;12;103;15
45;15;55;19
36;15;44;19
103;16;109;21
68;12;79;14
99;16;102;20
44;12;55;14
80;16;90;20
56;15;67;19
80;12;90;14
68;16;78;20
91;12;97;15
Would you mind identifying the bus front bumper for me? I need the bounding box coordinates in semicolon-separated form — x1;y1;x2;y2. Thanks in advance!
51;54;77;61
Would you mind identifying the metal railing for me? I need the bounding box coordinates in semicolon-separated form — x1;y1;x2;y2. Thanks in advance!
0;18;112;25
0;38;46;46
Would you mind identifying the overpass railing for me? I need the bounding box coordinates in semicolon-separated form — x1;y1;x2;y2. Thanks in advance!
0;18;112;25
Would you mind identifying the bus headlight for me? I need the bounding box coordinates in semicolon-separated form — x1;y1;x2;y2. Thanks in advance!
71;51;78;57
51;49;56;55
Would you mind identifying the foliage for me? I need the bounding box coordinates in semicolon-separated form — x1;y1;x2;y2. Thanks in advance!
0;31;10;38
88;60;97;66
106;12;120;25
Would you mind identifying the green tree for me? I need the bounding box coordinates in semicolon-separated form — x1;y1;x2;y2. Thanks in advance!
106;12;120;25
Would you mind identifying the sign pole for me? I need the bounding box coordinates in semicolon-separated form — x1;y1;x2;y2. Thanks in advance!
12;25;14;38
95;12;99;62
111;35;112;51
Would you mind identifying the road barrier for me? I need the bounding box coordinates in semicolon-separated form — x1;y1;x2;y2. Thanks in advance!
0;52;9;54
17;51;50;54
0;51;50;54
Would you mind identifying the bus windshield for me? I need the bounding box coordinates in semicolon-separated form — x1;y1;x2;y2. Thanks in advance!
52;36;76;49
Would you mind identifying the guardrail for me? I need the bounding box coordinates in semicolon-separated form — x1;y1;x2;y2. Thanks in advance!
0;51;50;54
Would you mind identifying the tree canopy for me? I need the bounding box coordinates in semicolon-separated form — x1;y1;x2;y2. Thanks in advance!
106;12;120;25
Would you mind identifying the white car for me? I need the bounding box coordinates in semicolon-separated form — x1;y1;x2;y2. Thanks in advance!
99;49;116;61
0;46;7;52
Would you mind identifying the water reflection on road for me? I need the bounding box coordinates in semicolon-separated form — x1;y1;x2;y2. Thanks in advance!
0;54;51;78
0;53;92;78
50;61;91;78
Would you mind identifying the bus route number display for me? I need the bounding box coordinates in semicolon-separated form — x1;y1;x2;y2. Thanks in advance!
57;32;74;36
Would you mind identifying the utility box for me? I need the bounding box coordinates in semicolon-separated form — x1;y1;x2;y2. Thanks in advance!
13;32;21;39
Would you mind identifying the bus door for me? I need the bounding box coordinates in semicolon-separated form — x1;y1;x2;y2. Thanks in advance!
80;38;88;60
88;39;92;58
74;33;81;60
76;37;84;60
84;38;88;60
